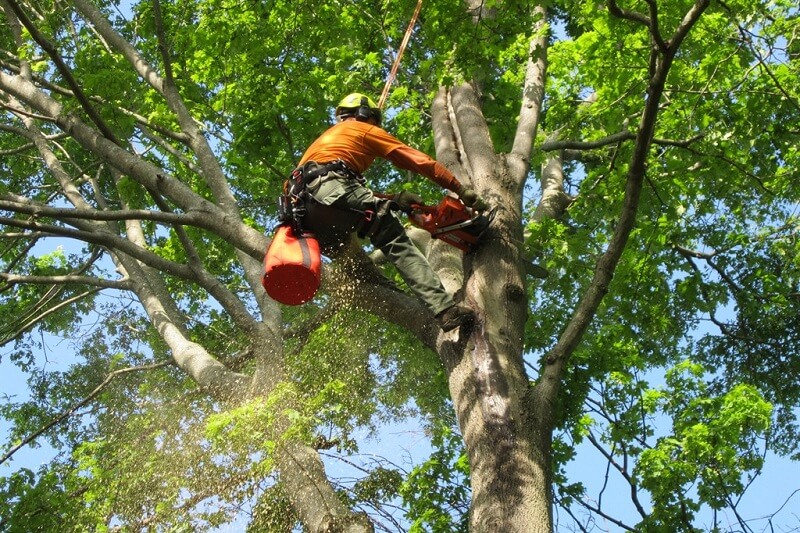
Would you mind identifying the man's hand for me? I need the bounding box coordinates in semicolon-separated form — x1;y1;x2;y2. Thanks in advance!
458;187;488;211
393;190;425;212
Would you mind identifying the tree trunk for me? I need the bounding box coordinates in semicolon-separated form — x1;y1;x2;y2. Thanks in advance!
432;79;554;529
447;176;553;530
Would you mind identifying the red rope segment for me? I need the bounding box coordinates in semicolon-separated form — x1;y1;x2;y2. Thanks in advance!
378;0;423;110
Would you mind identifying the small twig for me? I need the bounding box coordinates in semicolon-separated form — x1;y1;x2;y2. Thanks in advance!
0;287;101;346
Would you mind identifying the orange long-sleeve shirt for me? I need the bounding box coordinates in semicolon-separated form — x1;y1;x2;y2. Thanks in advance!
298;120;462;192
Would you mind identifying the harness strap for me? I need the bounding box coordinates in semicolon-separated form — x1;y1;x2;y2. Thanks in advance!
301;159;364;185
279;160;369;236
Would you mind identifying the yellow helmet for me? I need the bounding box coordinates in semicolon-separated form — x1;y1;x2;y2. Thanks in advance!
335;93;382;125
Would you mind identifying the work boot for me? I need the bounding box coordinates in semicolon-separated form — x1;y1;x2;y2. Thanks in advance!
436;305;475;332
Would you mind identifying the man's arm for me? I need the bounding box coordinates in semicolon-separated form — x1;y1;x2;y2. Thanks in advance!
365;126;487;210
384;144;462;192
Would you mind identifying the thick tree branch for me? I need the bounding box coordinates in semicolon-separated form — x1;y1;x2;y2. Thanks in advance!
71;0;239;215
509;5;548;182
0;214;265;343
644;0;667;51
3;89;263;339
144;189;263;338
71;1;269;314
0;142;35;156
1;55;189;144
431;87;469;183
122;256;250;400
0;122;35;139
101;190;254;401
533;149;574;222
278;442;374;533
450;84;497;185
325;242;439;351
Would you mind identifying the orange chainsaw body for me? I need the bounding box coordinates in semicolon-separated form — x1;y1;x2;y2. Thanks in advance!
407;196;490;252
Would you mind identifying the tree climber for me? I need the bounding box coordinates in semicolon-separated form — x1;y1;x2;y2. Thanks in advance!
291;93;487;332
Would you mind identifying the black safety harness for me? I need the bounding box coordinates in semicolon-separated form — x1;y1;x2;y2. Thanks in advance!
279;160;390;241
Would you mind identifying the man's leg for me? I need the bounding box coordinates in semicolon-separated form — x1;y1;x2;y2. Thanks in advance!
370;211;454;316
371;214;475;331
316;178;472;330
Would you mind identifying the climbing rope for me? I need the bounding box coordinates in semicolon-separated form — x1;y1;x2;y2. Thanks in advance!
377;0;423;109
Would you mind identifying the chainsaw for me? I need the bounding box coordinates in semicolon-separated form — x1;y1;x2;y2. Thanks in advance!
406;195;493;252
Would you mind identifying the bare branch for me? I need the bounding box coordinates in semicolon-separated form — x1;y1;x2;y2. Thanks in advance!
607;0;651;28
137;125;202;174
0;99;57;123
585;430;648;518
0;287;101;347
1;54;188;144
0;197;202;225
0;272;129;290
0;215;198;280
0;122;34;139
652;133;705;148
727;15;800;114
0;231;40;272
540;131;635;152
0;231;48;239
573;496;638;532
0;361;174;466
672;243;717;259
553;491;592;533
